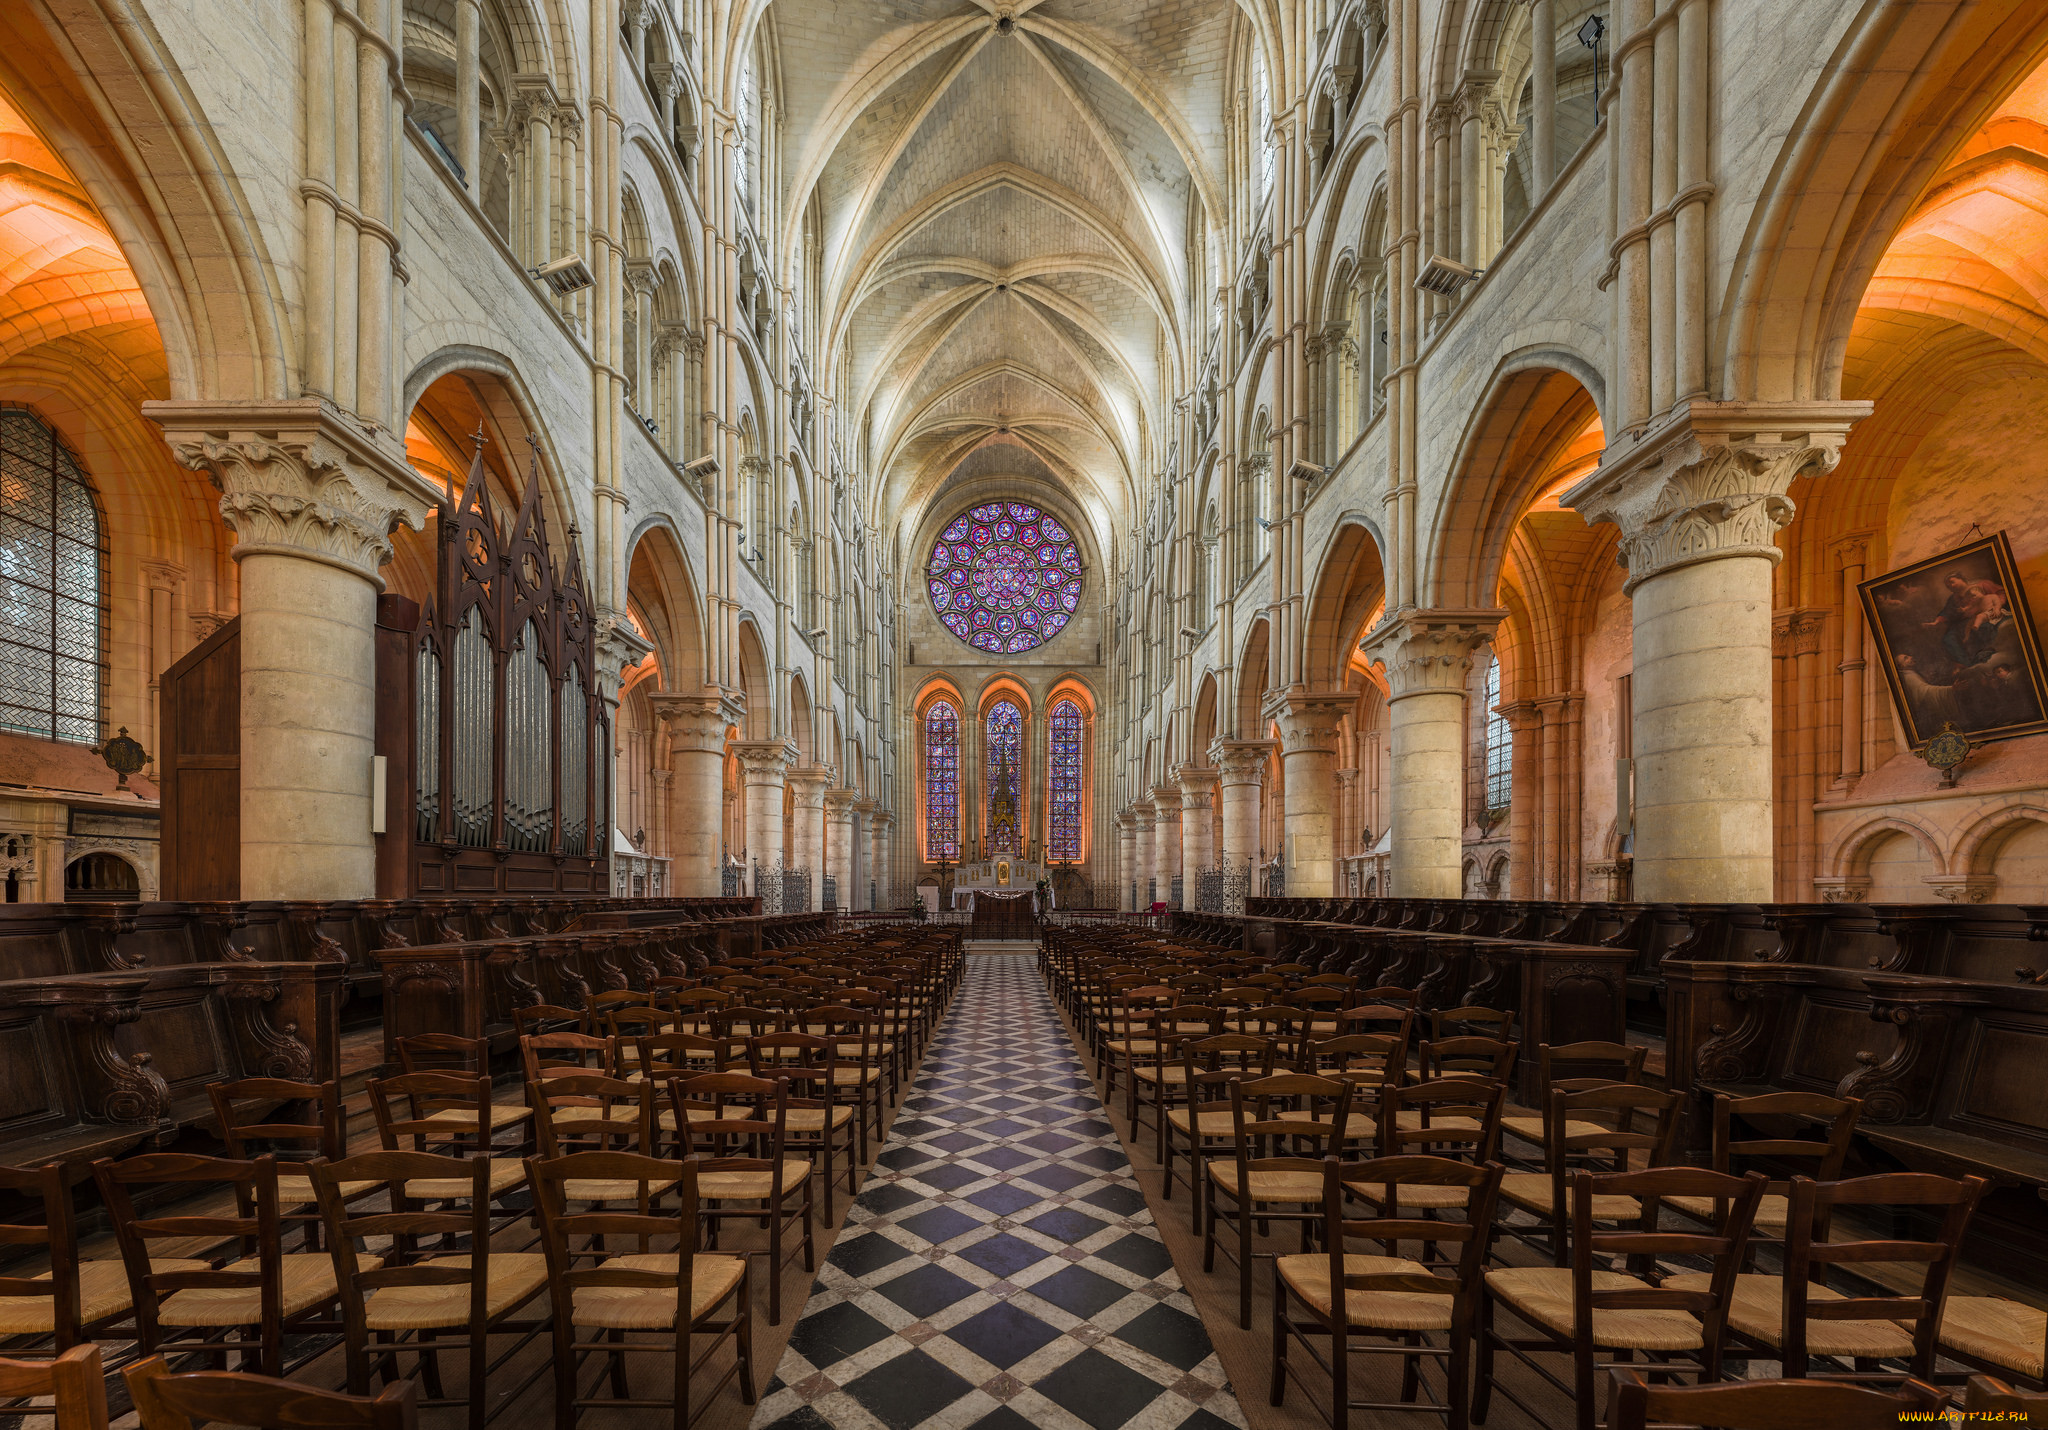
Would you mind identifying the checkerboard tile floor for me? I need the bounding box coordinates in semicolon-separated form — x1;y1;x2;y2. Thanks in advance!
753;953;1247;1430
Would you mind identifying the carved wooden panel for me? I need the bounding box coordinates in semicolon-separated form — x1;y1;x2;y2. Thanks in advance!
158;617;240;902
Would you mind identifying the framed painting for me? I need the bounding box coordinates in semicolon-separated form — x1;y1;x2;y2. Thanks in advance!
1859;531;2048;747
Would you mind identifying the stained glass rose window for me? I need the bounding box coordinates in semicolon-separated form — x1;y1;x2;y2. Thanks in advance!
926;501;1083;654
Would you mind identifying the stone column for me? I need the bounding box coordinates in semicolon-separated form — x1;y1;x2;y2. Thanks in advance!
1150;783;1183;906
149;400;437;900
1116;812;1138;910
1361;610;1504;897
1176;765;1218;877
824;788;858;911
1531;0;1556;196
1564;401;1867;902
1267;691;1356;898
454;0;481;185
732;740;795;905
652;690;741;897
869;810;893;910
1834;535;1870;788
1500;702;1541;899
1133;800;1156;909
1211;739;1276;875
787;766;829;912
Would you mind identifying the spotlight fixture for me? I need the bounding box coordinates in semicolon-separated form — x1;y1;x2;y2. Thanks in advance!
1415;254;1482;295
1256;517;1280;531
1178;627;1204;640
1290;460;1326;485
1580;14;1608;118
529;254;595;296
805;628;829;640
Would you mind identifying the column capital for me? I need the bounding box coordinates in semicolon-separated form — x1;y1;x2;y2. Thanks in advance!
1116;811;1138;832
1359;609;1504;699
1772;607;1829;658
1131;799;1156;831
1150;783;1183;813
1561;399;1871;593
594;608;655;691
870;809;895;831
1497;699;1543;730
1334;768;1360;789
787;764;832;798
731;740;797;782
650;689;746;754
1262;688;1357;754
1210;738;1277;784
823;788;861;816
1175;764;1219;810
146;398;440;584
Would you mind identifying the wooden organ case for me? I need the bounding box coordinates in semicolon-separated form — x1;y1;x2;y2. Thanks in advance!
373;443;609;896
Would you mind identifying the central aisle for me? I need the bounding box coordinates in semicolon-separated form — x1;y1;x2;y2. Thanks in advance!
754;953;1248;1430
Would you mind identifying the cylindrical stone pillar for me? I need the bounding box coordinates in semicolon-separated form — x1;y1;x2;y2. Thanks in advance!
788;767;829;912
733;740;794;904
1211;740;1274;876
653;692;736;897
824;789;858;911
1177;765;1217;877
1150;783;1182;907
870;811;893;910
1116;812;1137;910
1362;612;1502;899
1133;802;1156;910
1273;695;1354;899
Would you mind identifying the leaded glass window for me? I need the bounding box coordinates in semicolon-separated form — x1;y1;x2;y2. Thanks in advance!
985;699;1022;855
0;408;106;744
925;700;959;859
1484;657;1511;811
1048;699;1083;861
926;501;1083;654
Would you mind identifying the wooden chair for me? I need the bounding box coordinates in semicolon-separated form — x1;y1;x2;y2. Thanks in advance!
124;1352;414;1430
1418;1036;1518;1084
807;1004;888;1164
744;1030;857;1227
1271;1156;1502;1430
1670;1171;1985;1382
1478;1167;1766;1430
1297;1032;1409;1145
0;1162;133;1350
527;1153;753;1430
1345;1079;1507;1244
311;1152;549;1430
1427;1006;1512;1042
208;1078;374;1249
674;1072;813;1326
510;1004;590;1039
1963;1375;2048;1419
1162;1032;1277;1220
1935;1295;2048;1391
1496;1084;1681;1266
0;1344;105;1430
1499;1041;1647;1164
394;1036;534;1149
1133;1003;1223;1169
366;1075;530;1234
1601;1368;1944;1429
93;1153;346;1377
1662;1092;1860;1244
1206;1073;1356;1329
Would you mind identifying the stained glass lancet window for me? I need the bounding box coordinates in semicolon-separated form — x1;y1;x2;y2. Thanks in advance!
1484;657;1511;810
1048;699;1083;861
925;700;960;859
0;408;106;744
985;700;1022;855
927;502;1083;654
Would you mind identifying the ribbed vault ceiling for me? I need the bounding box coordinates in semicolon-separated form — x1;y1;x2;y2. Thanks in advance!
772;0;1238;561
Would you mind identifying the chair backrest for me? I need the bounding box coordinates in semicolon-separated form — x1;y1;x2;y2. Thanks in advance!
209;1079;345;1167
0;1161;82;1344
312;1153;494;1328
1781;1172;1986;1378
1573;1167;1766;1360
1376;1077;1506;1163
1357;985;1415;1006
1428;1005;1514;1041
1300;1032;1407;1094
675;1071;790;1169
126;1352;414;1430
529;1074;654;1157
1229;1074;1355;1166
510;1003;589;1038
0;1342;104;1430
1180;1033;1279;1110
745;1032;833;1101
519;1032;618;1084
1536;1040;1646;1096
1601;1368;1944;1429
394;1033;486;1076
527;1154;701;1324
1710;1092;1861;1185
1331;1154;1501;1292
368;1072;496;1150
1420;1035;1518;1082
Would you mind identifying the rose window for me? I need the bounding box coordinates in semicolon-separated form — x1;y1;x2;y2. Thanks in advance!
926;502;1083;655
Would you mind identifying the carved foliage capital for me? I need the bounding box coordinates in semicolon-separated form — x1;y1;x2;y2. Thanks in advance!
731;739;797;783
1210;739;1277;784
1359;610;1503;699
1562;400;1870;593
1175;764;1218;810
651;690;744;754
1265;690;1356;754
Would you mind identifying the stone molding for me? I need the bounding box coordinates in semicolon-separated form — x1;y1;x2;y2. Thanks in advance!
1561;400;1871;593
1811;875;1870;903
731;739;797;784
1772;607;1829;658
147;398;440;584
650;690;745;754
1210;738;1277;784
1359;609;1504;700
1925;873;1997;904
1175;764;1219;810
595;607;654;691
1263;688;1357;754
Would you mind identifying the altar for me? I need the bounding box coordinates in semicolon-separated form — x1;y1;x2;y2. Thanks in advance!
947;857;1052;909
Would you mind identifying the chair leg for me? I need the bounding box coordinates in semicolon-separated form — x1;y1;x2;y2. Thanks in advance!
421;1332;446;1400
1472;1294;1495;1425
551;1316;577;1430
1202;1185;1218;1272
1238;1203;1253;1329
1269;1268;1288;1407
767;1204;784;1326
1573;1339;1596;1430
737;1265;757;1404
470;1329;488;1430
1447;1325;1471;1430
1330;1321;1350;1430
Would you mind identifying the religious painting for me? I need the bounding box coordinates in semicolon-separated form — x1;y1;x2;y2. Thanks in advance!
1860;531;2048;747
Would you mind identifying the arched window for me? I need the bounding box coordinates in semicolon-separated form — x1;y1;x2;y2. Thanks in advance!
0;408;106;745
1047;699;1084;861
1484;658;1511;811
985;699;1022;855
924;700;960;859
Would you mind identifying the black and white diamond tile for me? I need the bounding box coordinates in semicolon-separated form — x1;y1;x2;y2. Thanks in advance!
753;955;1246;1430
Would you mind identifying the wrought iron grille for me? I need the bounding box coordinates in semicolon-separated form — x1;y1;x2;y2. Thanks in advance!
822;874;837;911
722;862;744;898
